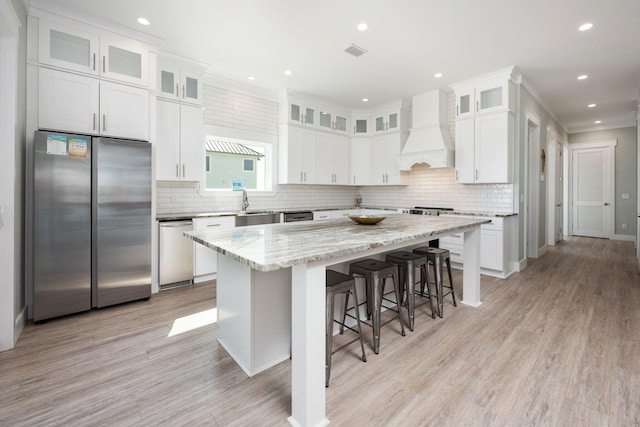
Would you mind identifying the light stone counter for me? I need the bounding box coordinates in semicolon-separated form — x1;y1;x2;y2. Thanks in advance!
185;214;489;272
183;214;489;427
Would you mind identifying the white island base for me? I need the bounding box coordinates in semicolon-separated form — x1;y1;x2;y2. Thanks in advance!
217;254;292;377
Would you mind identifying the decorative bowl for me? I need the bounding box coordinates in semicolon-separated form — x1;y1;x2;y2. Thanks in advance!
348;215;386;225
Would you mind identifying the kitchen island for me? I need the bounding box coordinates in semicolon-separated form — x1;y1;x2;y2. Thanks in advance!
185;214;490;427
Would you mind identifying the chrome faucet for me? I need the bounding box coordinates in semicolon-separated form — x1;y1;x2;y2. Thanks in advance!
242;189;250;211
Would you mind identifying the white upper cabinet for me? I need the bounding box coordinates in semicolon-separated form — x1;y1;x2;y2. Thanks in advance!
39;67;149;140
372;100;411;134
157;58;205;105
352;115;370;136
156;100;204;181
38;18;151;87
287;97;316;127
451;67;520;184
370;133;407;185
318;106;349;134
38;19;99;75
278;125;317;184
350;137;371;185
315;133;349;184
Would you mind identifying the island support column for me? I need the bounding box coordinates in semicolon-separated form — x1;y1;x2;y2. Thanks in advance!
461;226;482;307
288;262;329;427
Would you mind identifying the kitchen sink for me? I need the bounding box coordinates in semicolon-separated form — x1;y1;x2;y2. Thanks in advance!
235;211;280;227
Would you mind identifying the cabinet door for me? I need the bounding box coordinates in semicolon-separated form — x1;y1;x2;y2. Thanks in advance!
157;63;180;101
155;100;181;180
480;229;503;270
318;110;332;132
475;112;511;183
99;81;149;140
350;138;371;185
179;104;205;181
476;79;508;115
181;70;203;105
315;132;334;184
39;68;100;134
193;216;234;277
289;102;315;127
100;34;149;86
334;114;348;134
332;135;350;184
353;117;369;136
285;126;316;183
454;118;475;183
370;136;387;184
374;113;386;134
455;86;475;119
39;19;99;75
384;134;403;184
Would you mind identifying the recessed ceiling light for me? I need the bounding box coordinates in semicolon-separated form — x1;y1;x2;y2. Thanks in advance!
577;74;588;80
594;120;602;124
578;22;594;31
588;103;596;108
434;72;443;78
137;17;150;26
247;75;256;81
362;98;369;102
357;22;369;31
284;70;292;76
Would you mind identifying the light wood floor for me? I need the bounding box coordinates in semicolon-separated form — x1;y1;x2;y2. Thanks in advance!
2;237;640;426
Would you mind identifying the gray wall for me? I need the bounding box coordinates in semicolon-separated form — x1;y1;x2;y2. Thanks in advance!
517;86;567;262
11;0;26;317
568;126;637;237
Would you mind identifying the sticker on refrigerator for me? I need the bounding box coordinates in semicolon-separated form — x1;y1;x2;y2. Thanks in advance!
68;138;88;158
46;135;67;156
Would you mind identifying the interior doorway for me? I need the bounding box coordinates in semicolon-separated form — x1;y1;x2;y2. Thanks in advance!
525;110;541;259
0;0;19;351
569;141;616;239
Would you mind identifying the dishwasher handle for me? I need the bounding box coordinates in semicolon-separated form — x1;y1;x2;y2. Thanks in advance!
160;221;193;228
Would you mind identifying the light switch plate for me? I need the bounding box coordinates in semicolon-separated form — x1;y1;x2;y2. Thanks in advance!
622;193;630;199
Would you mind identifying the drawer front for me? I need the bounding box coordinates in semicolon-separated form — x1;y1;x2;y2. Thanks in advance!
439;242;464;264
480;217;503;231
194;216;235;230
440;232;463;246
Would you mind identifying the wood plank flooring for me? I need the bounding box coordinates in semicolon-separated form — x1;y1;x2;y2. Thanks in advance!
2;236;640;426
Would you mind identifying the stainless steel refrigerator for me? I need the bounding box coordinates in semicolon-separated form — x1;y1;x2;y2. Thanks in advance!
30;131;151;321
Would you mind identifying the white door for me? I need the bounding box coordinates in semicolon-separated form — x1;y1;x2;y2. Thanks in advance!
572;147;611;238
554;141;563;242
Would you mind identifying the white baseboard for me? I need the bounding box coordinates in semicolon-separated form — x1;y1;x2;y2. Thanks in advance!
538;245;549;256
517;258;528;272
613;234;636;243
14;306;25;345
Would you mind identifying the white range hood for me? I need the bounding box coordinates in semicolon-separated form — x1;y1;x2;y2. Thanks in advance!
399;89;454;170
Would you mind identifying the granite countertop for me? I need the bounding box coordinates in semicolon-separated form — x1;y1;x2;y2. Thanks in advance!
184;214;489;272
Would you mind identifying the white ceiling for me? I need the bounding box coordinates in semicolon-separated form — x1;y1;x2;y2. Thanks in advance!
30;0;640;133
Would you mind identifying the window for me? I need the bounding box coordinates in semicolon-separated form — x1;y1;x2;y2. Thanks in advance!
203;137;271;191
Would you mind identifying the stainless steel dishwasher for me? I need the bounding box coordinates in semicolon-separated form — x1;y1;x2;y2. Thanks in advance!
159;220;194;290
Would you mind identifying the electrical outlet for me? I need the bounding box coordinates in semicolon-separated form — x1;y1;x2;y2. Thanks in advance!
622;193;630;200
622;223;628;229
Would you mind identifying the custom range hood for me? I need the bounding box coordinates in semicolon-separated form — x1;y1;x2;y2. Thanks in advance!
399;89;454;170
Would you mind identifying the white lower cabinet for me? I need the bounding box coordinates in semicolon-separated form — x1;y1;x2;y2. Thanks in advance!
193;216;235;283
439;214;515;278
156;100;203;181
39;67;149;140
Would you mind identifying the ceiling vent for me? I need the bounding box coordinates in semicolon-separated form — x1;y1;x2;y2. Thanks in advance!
344;44;367;57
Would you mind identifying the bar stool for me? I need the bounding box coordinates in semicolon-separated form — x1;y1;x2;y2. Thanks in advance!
349;259;406;354
325;270;367;387
413;247;457;318
385;251;436;331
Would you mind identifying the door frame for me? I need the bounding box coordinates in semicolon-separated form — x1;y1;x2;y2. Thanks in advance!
568;140;617;239
525;109;541;259
0;0;20;351
546;127;563;245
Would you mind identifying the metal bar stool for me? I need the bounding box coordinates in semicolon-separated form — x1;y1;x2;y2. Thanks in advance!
348;259;406;354
413;247;457;318
326;270;367;387
385;251;436;331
